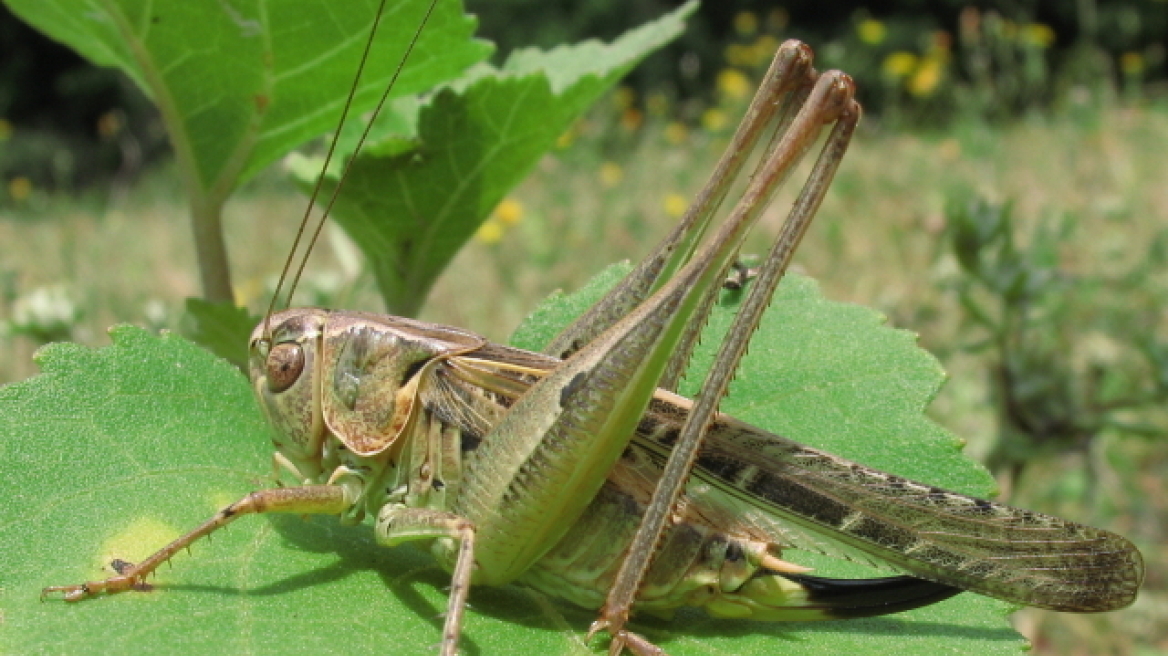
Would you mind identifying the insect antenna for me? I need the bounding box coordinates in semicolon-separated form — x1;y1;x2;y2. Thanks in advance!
262;0;440;341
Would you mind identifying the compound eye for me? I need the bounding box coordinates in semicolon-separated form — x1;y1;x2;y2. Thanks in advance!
266;342;305;393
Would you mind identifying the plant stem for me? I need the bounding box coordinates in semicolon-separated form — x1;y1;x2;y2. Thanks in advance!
192;197;234;303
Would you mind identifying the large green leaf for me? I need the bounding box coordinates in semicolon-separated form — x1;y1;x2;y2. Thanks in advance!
3;0;491;302
4;0;491;192
295;3;696;316
2;268;1026;654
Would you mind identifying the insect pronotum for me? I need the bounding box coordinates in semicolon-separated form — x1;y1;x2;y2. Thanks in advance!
42;1;1144;655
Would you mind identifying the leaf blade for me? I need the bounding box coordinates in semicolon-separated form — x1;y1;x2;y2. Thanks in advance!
301;3;696;315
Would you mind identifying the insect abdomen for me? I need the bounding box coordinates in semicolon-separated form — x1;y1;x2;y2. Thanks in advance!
519;471;962;621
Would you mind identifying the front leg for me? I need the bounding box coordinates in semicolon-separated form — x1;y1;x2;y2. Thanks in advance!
42;485;351;602
376;505;476;656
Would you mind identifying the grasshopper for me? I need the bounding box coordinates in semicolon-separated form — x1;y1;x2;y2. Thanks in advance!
43;3;1144;655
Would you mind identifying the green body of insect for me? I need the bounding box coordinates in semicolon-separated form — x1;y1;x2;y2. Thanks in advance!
42;39;1144;656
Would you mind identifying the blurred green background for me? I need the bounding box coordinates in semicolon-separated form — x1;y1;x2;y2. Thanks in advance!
1;1;1166;654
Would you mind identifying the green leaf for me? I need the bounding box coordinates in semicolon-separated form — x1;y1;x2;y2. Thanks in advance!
1;280;1025;655
510;261;634;352
296;3;695;315
4;0;491;192
182;298;261;371
5;0;491;302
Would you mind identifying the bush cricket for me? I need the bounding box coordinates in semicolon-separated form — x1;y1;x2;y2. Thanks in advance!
41;2;1144;655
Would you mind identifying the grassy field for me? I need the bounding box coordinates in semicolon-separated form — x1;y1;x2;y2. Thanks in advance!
2;97;1165;654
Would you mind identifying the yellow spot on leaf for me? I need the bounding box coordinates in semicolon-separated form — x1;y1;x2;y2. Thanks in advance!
210;492;237;509
97;517;182;573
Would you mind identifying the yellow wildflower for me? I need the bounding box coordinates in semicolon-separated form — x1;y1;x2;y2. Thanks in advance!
938;138;961;163
556;126;577;150
959;7;981;42
612;86;636;111
475;219;504;245
599;162;623;188
766;8;788;32
663;193;688;219
931;30;953;53
8;176;32;202
908;57;944;97
1024;23;1055;48
1121;52;1145;77
724;44;753;68
717;68;752;102
621;107;643;132
234;278;265;307
857;19;886;45
750;35;780;67
734;11;758;37
97;111;122;138
646;91;670;117
701;108;728;132
664;121;688;145
882;51;918;79
494;198;524;225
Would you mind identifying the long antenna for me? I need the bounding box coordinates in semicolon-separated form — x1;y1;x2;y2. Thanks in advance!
263;0;440;340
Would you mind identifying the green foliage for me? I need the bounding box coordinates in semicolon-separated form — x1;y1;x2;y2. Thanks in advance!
942;196;1168;486
182;298;261;371
4;0;491;302
292;3;695;316
4;0;691;352
0;267;1026;654
4;0;686;331
467;1;1166;128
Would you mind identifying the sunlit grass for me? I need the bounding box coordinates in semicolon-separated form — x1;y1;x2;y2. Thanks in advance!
1;99;1165;655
